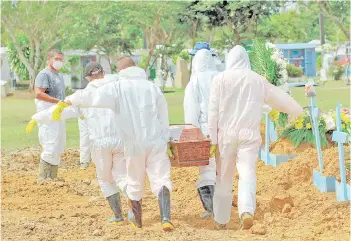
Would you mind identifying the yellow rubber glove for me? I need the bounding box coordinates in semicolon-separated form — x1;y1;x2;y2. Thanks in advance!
25;119;37;133
210;144;218;158
167;143;174;159
52;101;69;121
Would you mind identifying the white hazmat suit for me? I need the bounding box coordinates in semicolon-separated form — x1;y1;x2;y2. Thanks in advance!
78;74;117;167
78;118;91;168
184;49;218;217
64;66;173;229
208;46;303;227
35;99;66;166
32;76;127;198
32;75;127;223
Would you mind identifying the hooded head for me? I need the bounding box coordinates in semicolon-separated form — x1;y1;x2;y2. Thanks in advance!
225;45;251;70
192;49;217;73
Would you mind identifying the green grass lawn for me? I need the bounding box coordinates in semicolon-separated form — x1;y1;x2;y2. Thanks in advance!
1;81;349;150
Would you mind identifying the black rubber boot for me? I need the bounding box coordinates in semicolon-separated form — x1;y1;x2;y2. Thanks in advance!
128;199;142;229
107;193;124;224
197;185;214;219
158;186;174;232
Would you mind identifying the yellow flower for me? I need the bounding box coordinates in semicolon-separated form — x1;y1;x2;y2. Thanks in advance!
306;123;312;129
342;114;350;124
269;109;280;122
291;115;304;124
295;122;303;129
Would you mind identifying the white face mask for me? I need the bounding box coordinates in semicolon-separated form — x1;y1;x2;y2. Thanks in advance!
52;60;63;70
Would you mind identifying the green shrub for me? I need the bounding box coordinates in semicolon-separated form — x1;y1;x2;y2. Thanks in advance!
316;55;322;70
138;55;148;69
171;50;190;65
65;86;74;96
287;64;303;77
329;64;344;80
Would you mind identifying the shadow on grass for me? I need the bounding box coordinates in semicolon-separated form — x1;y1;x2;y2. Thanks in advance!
163;90;176;94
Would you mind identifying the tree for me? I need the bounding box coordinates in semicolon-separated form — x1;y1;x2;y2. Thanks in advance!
64;2;136;71
114;1;187;70
311;0;350;40
257;9;319;43
258;2;350;43
183;1;282;46
178;0;206;47
1;1;72;89
7;35;30;81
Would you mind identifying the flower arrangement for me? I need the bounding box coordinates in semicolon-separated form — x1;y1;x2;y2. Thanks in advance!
266;42;289;86
328;107;351;134
280;112;328;148
269;109;289;129
250;39;288;87
250;39;290;129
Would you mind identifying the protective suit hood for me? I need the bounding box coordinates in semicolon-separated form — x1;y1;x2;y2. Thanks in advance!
118;66;147;80
226;45;251;70
193;49;217;73
88;76;116;88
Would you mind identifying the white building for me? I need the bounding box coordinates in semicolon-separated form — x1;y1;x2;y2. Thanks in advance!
1;47;12;97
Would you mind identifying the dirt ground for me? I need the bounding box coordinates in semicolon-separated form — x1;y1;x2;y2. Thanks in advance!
2;136;350;240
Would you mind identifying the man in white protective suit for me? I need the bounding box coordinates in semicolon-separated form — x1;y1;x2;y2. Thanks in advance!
183;49;219;219
208;46;303;230
78;63;127;224
78;69;121;169
54;56;174;232
27;62;126;224
190;42;225;73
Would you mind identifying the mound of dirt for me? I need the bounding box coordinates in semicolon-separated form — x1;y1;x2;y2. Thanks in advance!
318;146;351;183
2;144;350;241
1;147;80;174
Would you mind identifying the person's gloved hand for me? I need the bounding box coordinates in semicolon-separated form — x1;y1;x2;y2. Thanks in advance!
25;119;37;133
52;101;69;121
167;142;174;159
210;144;218;158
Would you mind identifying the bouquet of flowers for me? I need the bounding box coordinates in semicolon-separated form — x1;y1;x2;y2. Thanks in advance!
250;39;289;89
280;112;328;148
269;109;289;129
250;39;290;129
328;107;351;134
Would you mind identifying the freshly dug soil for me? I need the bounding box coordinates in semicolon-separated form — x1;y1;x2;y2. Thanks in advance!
1;144;350;241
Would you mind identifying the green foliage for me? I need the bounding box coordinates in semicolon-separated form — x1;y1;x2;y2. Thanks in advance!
65;86;74;96
7;36;30;80
2;1;75;86
330;64;344;80
280;115;328;148
179;51;190;63
316;55;322;70
71;76;79;83
138;55;148;69
287;64;303;78
277;113;289;129
171;50;190;65
183;1;282;44
250;39;281;86
60;56;81;74
258;3;349;43
65;2;134;55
